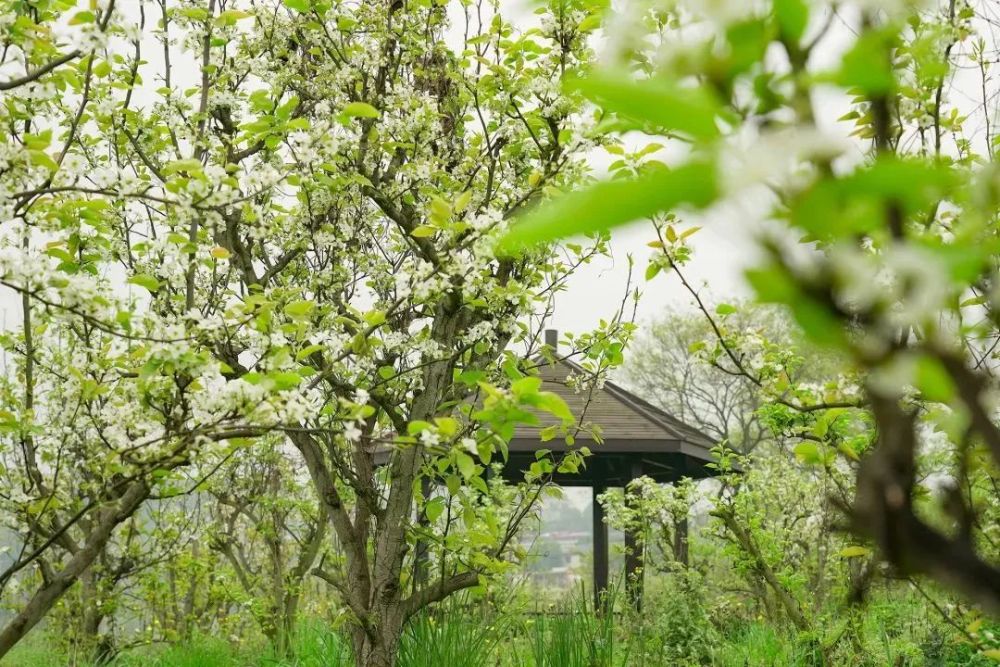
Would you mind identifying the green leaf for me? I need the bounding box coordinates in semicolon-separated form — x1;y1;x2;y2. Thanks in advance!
425;497;445;522
774;0;809;42
835;27;897;95
283;300;315;318
268;371;302;391
180;7;209;20
837;442;860;462
791;157;954;241
429;197;451;222
295;344;325;361
811;408;844;439
434;417;459;438
282;0;311;12
569;73;721;140
535;392;574;425
163;158;203;175
455;451;476;479
745;265;797;303
69;10;96;24
342;102;379;118
28;150;58;172
457;370;486;386
724;19;771;78
789;298;846;348
407;420;433;436
128;274;161;292
793;441;823;465
838;545;870;558
410;225;436;238
24;130;52;150
476;440;493;465
93;60;112;78
276;95;300;121
715;303;736;315
915;356;955;403
511;376;542;398
216;9;252;25
579;12;602;32
501;161;718;251
363;310;386;326
454;190;473;213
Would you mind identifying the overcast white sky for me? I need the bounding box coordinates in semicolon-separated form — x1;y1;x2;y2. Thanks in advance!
548;203;754;333
502;0;764;335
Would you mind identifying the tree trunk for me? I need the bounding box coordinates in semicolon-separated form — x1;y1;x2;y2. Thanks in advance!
76;569;114;664
0;481;148;659
305;312;472;667
357;640;397;667
81;572;101;638
274;587;302;658
352;609;404;667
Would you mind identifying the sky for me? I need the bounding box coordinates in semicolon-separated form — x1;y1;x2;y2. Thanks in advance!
548;203;754;333
501;1;863;336
498;0;761;335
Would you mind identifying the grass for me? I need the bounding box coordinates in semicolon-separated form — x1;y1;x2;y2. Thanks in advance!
4;625;350;667
712;622;818;667
6;634;241;667
259;620;353;667
397;604;508;667
3;586;991;667
522;589;625;667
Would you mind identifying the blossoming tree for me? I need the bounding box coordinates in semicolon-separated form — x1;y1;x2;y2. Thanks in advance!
0;0;622;664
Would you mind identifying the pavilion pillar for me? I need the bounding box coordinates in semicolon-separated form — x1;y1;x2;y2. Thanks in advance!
592;479;609;611
624;460;645;610
673;512;689;567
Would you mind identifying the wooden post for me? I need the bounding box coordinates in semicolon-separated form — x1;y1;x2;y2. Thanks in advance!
624;460;645;610
593;480;609;611
673;512;689;567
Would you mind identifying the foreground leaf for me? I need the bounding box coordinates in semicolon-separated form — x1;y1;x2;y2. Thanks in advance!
501;161;717;251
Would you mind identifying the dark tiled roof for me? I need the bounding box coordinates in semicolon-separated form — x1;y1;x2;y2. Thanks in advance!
510;358;716;459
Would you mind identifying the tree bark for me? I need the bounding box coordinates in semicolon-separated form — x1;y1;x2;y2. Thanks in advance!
354;611;404;667
0;481;149;659
75;567;114;664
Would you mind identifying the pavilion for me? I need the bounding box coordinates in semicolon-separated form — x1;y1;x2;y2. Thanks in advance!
383;331;720;609
499;330;719;609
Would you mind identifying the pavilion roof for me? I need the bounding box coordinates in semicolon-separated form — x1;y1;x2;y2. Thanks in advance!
508;357;716;462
